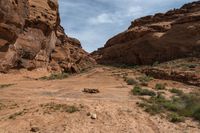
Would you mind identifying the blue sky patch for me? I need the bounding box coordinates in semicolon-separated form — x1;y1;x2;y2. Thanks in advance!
59;0;194;52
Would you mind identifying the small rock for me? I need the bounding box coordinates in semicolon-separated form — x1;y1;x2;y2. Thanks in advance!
30;127;40;132
91;113;97;119
83;88;100;94
87;112;91;116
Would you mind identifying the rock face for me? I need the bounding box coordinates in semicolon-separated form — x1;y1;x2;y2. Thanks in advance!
92;1;200;65
0;0;95;73
143;68;200;87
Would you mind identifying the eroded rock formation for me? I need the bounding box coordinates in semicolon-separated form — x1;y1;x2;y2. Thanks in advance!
92;1;200;65
142;68;200;87
0;0;95;73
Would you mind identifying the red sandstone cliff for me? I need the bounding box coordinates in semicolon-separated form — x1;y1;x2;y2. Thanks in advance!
0;0;95;73
92;1;200;65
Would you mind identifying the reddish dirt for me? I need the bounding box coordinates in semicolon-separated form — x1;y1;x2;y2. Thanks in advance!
0;66;199;133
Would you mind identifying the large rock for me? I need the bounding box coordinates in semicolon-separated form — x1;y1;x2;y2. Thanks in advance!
0;0;95;73
92;1;200;65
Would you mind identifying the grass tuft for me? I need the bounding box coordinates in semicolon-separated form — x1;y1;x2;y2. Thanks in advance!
169;113;184;123
124;77;138;85
169;88;183;96
131;86;156;96
137;75;153;83
41;103;79;113
9;111;24;120
39;73;69;80
155;83;166;90
0;84;15;89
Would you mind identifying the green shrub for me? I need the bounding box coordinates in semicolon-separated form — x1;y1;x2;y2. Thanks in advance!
169;113;184;123
155;83;166;90
144;103;163;115
170;88;183;95
137;76;153;83
193;108;200;121
132;86;156;96
178;93;200;118
138;92;200;123
125;77;138;85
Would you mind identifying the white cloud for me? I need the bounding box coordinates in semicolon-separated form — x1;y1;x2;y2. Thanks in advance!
89;13;114;24
59;0;194;52
127;6;143;17
88;5;144;25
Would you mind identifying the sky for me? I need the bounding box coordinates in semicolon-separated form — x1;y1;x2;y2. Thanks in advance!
59;0;194;52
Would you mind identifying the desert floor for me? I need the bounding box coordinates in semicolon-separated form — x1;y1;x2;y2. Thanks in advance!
0;65;200;133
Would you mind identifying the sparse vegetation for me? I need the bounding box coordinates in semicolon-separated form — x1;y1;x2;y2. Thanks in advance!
124;77;138;85
169;88;183;95
193;108;200;121
155;83;166;90
131;86;156;96
0;84;15;89
140;93;170;115
39;73;69;80
137;75;154;83
169;113;184;123
9;111;24;120
138;91;200;123
41;103;79;113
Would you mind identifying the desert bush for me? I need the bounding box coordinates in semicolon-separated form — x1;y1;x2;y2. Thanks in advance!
193;108;200;121
169;113;184;123
169;88;183;95
177;93;200;119
143;93;170;115
155;83;166;90
137;75;153;83
138;91;200;122
131;86;156;96
124;77;138;85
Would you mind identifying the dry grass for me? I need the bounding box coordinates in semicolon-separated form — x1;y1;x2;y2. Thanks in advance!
41;103;80;113
39;73;69;80
0;84;15;89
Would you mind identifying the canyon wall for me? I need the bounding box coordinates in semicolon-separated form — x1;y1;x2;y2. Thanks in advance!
0;0;95;73
92;1;200;65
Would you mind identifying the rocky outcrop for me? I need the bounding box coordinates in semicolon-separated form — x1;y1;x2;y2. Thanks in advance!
0;0;95;73
92;1;200;65
50;25;95;73
142;68;200;87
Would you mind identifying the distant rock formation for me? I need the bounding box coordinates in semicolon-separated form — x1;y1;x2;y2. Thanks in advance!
92;1;200;65
0;0;95;73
